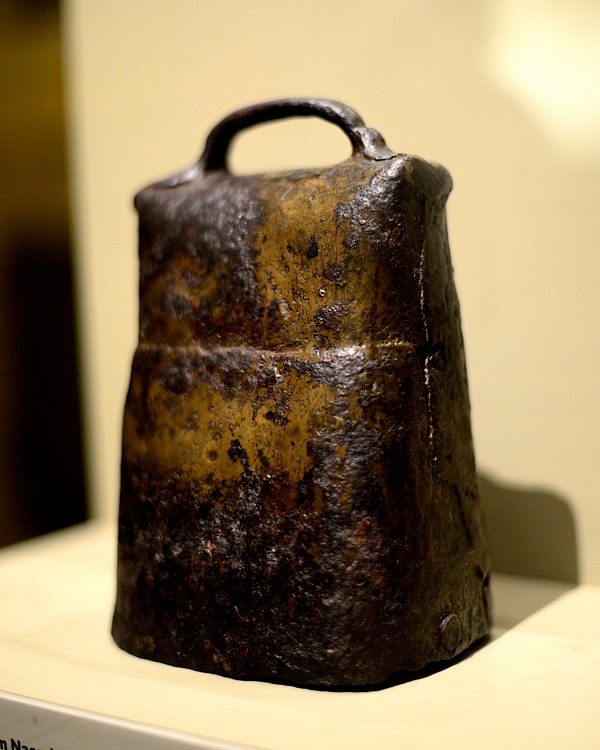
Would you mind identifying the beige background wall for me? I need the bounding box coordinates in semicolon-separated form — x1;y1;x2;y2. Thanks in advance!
63;0;600;583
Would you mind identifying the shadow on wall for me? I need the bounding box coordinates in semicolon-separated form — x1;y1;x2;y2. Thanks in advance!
479;472;579;584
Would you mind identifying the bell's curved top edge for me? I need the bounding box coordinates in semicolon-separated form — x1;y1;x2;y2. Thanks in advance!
134;152;452;206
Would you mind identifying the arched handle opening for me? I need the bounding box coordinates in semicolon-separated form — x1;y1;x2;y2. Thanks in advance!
198;98;394;172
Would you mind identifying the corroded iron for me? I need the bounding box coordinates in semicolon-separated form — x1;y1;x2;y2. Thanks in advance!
112;98;490;687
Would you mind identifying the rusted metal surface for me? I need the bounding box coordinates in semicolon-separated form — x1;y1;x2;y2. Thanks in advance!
112;98;490;687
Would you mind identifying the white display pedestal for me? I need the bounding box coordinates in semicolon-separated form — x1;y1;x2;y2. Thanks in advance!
0;521;598;749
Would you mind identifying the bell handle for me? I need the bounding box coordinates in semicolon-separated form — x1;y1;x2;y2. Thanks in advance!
198;97;394;172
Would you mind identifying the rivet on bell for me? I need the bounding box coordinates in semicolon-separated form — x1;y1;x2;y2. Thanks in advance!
439;612;463;655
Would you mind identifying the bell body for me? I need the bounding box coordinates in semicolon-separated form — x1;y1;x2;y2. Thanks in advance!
112;99;490;686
